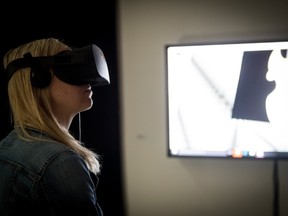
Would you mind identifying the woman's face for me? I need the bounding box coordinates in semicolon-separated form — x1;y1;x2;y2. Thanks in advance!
50;75;93;127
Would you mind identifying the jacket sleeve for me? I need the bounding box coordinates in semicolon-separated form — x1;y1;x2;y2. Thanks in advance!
40;150;103;216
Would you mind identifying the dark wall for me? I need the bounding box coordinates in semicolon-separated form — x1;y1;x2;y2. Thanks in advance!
0;2;124;216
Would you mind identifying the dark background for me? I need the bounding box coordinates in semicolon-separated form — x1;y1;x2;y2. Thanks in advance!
0;1;125;216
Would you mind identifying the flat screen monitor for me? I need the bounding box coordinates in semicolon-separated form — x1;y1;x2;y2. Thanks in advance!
166;40;288;159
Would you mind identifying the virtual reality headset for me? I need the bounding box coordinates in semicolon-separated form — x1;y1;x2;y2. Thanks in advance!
5;44;110;88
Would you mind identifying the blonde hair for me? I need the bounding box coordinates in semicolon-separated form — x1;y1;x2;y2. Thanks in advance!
3;38;101;174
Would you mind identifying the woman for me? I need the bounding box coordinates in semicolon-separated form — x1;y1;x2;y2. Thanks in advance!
0;38;106;215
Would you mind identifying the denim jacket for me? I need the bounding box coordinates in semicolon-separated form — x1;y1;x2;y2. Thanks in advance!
0;129;103;216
